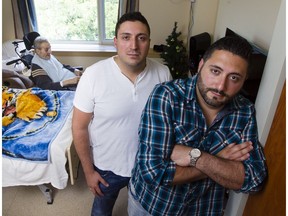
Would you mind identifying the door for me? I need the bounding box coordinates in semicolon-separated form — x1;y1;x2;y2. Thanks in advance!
243;83;286;216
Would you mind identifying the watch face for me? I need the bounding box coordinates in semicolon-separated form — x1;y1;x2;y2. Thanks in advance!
191;148;201;157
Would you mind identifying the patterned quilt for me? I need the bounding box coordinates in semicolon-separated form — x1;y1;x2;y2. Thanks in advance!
2;87;74;162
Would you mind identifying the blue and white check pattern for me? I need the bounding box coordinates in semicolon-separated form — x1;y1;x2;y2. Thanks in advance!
130;75;267;216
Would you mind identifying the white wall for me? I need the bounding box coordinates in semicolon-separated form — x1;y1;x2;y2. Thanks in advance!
140;0;219;47
214;0;281;50
189;0;219;40
2;0;15;42
140;0;191;46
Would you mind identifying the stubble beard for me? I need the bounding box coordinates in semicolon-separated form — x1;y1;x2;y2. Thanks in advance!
196;72;231;109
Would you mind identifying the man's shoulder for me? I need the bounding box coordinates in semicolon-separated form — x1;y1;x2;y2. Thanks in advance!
154;78;193;98
232;94;256;112
31;62;46;74
31;63;42;69
147;58;168;70
85;57;113;72
158;78;192;89
145;58;172;81
146;58;163;64
89;57;112;67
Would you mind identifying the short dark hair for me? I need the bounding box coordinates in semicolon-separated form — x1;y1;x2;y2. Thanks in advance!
115;12;150;37
202;36;253;74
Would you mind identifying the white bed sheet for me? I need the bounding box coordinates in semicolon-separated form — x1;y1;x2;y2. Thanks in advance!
2;111;73;190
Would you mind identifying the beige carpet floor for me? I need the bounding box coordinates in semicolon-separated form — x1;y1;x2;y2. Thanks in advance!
2;165;128;216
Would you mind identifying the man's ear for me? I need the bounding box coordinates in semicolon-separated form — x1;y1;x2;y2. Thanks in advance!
113;37;117;47
197;59;204;73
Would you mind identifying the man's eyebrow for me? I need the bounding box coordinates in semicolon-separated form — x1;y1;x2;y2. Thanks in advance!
209;64;223;71
119;32;149;37
210;64;244;77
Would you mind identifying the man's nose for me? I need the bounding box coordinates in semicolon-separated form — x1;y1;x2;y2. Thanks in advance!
130;38;138;49
217;76;227;91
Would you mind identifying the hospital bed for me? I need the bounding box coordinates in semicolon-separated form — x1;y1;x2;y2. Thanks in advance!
2;36;80;204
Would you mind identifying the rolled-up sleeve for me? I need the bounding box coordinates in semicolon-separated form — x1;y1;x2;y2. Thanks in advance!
137;84;176;187
238;114;267;193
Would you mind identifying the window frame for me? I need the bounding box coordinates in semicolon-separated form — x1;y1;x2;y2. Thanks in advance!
98;0;114;45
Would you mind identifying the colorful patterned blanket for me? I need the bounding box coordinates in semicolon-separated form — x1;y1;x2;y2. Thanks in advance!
2;87;75;162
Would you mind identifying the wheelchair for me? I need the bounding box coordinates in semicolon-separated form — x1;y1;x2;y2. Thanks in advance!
6;32;83;71
6;32;40;69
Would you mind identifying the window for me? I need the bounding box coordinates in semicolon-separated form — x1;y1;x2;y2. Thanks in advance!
34;0;119;45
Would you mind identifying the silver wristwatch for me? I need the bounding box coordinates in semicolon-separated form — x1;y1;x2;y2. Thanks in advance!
189;148;201;166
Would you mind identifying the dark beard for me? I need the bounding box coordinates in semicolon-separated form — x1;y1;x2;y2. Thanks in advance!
197;73;231;108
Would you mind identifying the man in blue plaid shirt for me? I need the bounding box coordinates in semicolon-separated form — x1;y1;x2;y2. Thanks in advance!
128;36;267;216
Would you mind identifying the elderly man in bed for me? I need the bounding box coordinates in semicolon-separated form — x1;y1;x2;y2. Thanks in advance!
30;36;83;90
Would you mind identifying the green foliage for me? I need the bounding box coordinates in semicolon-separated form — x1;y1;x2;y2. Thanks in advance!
105;0;118;38
160;22;189;79
34;0;118;41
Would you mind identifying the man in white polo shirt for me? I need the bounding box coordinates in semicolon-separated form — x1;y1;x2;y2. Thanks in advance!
72;12;172;216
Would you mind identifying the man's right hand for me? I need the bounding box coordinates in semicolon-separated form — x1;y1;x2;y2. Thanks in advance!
85;171;109;196
62;76;81;86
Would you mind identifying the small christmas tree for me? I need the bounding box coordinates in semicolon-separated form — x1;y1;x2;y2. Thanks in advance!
160;22;189;79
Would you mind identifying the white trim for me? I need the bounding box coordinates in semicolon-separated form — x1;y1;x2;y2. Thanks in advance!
51;43;116;52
